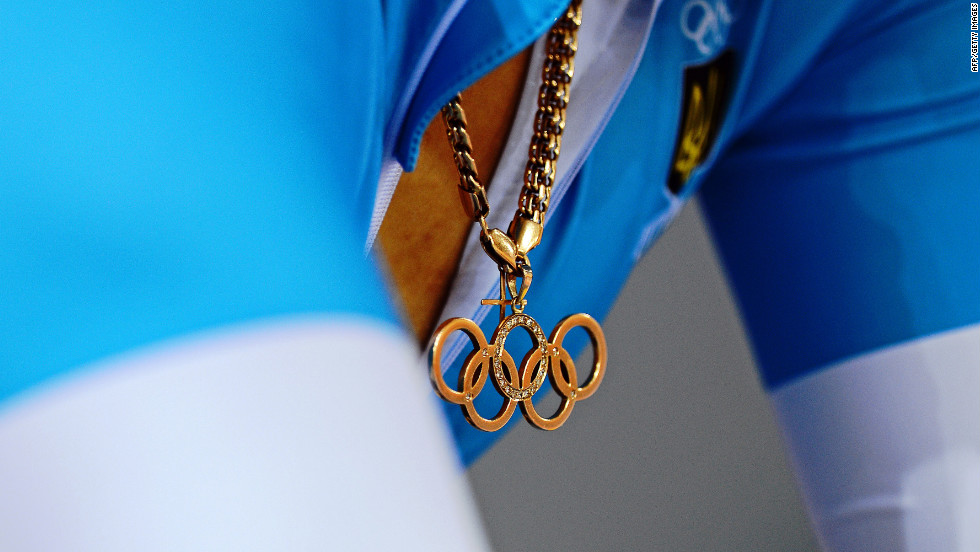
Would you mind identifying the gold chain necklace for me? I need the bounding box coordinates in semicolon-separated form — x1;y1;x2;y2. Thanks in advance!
429;0;606;432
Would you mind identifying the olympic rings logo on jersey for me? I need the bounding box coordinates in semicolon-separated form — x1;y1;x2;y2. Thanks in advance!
430;313;606;432
680;0;732;56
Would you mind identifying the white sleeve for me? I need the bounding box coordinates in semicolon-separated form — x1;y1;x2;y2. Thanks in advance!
0;318;490;551
770;324;980;552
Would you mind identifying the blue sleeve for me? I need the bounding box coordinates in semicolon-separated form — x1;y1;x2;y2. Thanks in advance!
0;1;400;403
699;0;980;389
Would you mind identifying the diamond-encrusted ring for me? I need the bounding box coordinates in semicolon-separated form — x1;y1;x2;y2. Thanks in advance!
491;313;549;401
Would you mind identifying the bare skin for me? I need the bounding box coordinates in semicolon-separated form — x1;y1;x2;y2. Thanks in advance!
375;49;532;346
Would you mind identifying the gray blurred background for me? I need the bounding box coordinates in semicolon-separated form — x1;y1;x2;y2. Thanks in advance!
467;201;821;551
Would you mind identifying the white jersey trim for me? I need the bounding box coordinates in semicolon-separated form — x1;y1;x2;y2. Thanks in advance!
366;0;660;257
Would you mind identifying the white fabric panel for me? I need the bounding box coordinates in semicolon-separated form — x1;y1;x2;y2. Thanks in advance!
771;324;980;552
0;318;489;551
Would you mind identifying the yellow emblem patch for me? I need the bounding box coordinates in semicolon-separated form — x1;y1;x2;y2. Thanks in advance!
668;50;734;194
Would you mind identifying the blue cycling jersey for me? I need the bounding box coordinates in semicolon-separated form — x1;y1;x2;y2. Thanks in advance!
1;1;977;549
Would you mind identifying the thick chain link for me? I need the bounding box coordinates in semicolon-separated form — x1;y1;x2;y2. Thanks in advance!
521;0;581;223
440;0;582;282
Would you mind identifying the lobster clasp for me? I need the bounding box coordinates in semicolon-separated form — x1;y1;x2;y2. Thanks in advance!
505;264;532;313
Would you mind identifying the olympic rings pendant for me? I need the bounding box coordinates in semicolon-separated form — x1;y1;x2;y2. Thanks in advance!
429;307;606;432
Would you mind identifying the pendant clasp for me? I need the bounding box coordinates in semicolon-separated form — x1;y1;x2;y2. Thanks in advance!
481;266;532;319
